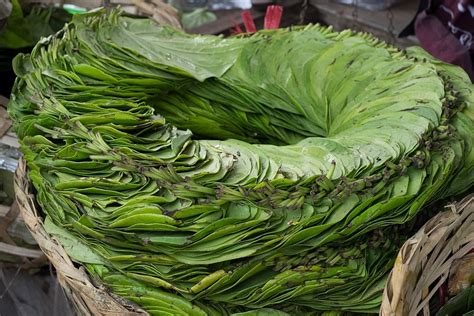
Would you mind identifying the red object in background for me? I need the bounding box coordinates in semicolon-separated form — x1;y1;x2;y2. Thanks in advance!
241;10;257;33
233;5;283;34
264;5;283;29
437;248;473;308
438;281;448;306
403;0;474;80
231;23;243;35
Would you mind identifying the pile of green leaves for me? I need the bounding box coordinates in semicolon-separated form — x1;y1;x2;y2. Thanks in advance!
9;9;474;315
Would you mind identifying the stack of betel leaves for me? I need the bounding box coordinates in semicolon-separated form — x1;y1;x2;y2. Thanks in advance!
8;8;474;315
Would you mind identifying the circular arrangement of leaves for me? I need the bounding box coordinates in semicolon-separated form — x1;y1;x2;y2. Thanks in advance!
9;9;474;315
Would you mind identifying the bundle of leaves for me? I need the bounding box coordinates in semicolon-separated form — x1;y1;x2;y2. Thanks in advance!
8;9;474;315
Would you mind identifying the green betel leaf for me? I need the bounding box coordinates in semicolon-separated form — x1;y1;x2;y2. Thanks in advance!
44;216;105;264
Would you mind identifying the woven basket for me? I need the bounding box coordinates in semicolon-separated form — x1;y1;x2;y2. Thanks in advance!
381;194;474;316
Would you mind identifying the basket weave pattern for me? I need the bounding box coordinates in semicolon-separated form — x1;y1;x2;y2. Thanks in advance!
381;194;474;315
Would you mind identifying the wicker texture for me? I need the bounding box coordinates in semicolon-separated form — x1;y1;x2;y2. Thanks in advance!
381;194;474;316
15;158;148;315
